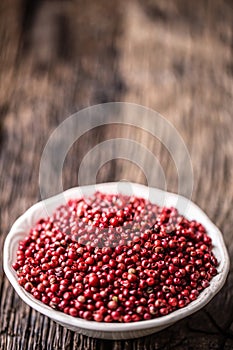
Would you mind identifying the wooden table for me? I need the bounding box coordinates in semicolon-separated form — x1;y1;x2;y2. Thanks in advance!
0;0;233;349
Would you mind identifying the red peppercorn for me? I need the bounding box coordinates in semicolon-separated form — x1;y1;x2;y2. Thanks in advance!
33;291;41;300
89;274;100;287
94;313;103;322
85;257;95;265
108;300;118;310
143;313;152;320
24;282;33;292
14;192;218;323
178;300;186;308
42;296;50;304
128;274;137;283
159;308;168;316
63;292;72;300
69;308;78;317
168;298;177;307
123;315;132;322
83;311;92;320
146;277;155;286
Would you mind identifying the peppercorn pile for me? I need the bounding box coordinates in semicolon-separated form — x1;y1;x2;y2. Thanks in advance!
13;192;218;322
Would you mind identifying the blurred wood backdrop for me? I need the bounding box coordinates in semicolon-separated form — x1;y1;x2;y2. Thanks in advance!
0;0;233;349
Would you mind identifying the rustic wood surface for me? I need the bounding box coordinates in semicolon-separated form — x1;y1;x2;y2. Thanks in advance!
0;0;233;349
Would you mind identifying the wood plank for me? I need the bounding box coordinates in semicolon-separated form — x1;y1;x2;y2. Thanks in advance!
0;0;232;349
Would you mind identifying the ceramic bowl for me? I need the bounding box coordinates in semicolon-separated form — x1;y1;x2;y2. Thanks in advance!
4;182;229;339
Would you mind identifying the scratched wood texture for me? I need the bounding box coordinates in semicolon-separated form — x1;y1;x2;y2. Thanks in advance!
0;0;233;349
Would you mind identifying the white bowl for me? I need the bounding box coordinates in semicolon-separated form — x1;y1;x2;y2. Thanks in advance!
4;182;230;339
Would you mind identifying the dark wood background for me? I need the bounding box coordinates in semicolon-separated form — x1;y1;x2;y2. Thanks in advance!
0;0;233;349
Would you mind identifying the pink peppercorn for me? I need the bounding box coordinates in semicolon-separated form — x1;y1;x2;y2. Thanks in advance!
12;192;218;323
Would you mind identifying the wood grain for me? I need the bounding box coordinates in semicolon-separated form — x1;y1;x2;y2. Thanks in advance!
0;0;233;349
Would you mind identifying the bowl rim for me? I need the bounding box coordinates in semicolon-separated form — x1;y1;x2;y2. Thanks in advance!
3;182;230;332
